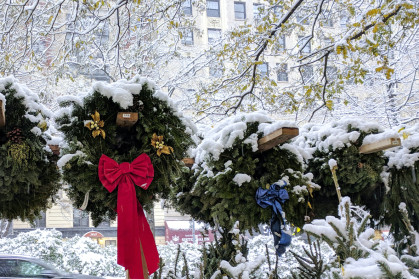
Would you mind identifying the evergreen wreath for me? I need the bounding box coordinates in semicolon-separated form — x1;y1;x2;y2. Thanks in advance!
383;125;419;242
55;76;195;226
301;120;387;219
0;77;60;222
170;113;319;232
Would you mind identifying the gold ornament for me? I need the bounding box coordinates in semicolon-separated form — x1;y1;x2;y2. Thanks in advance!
151;133;173;156
37;120;48;131
85;111;106;139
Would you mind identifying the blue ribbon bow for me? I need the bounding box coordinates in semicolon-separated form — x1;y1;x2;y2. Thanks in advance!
255;181;291;256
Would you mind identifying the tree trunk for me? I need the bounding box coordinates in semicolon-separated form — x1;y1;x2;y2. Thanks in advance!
0;219;12;238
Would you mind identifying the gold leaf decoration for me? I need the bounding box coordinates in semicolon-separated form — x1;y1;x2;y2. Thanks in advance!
85;111;106;139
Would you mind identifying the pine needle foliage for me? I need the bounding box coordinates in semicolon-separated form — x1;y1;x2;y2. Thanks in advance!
291;237;328;279
0;81;60;222
304;122;387;219
171;119;316;232
55;77;194;225
303;197;411;278
383;158;419;241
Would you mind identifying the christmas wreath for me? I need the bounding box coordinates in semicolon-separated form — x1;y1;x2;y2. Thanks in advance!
298;120;387;219
170;112;319;231
0;77;60;222
383;124;419;240
55;76;195;225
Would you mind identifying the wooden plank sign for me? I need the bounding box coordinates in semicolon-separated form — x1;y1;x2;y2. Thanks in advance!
182;158;195;167
116;112;138;127
257;127;299;152
0;100;5;128
359;137;401;154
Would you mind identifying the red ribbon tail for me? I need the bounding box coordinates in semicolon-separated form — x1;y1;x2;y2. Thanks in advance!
137;201;160;275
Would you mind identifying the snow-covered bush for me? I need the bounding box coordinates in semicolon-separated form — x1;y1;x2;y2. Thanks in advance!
0;229;124;277
0;229;335;279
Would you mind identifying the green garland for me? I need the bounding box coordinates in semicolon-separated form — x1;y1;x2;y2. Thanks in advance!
0;79;60;222
55;77;194;226
170;119;317;232
304;123;387;219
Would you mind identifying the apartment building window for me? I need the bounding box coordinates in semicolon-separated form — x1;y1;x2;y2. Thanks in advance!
207;0;220;17
258;62;269;77
182;0;192;15
324;38;333;47
253;4;263;20
208;28;221;44
301;65;314;82
298;36;311;54
97;219;110;227
277;63;288;82
322;14;334;27
273;5;282;19
326;66;338;80
209;66;223;77
340;15;348;28
278;35;286;51
234;2;246;20
182;29;194;45
296;12;310;25
73;209;89;227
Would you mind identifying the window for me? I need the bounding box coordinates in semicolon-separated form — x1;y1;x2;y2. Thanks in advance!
273;5;282;19
298;36;311;54
182;0;192;15
340;15;348;28
97;219;110;227
321;11;333;27
105;240;117;246
0;259;18;277
277;63;288;82
326;66;338;80
234;2;246;20
324;38;333;47
182;29;194;45
73;209;89;227
258;62;269;77
277;35;286;51
296;12;310;25
271;35;285;53
253;4;263;20
207;0;220;17
32;211;46;228
208;28;221;44
209;66;223;77
300;65;313;82
17;261;47;277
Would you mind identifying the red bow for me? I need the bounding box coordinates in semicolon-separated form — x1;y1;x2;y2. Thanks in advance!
98;154;159;279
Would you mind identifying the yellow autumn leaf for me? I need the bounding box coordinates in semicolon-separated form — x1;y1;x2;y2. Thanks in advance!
307;201;312;209
326;100;333;110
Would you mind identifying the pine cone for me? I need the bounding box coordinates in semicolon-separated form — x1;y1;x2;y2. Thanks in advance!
7;127;24;143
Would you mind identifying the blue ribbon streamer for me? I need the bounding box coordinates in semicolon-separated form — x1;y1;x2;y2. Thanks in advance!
255;181;291;256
